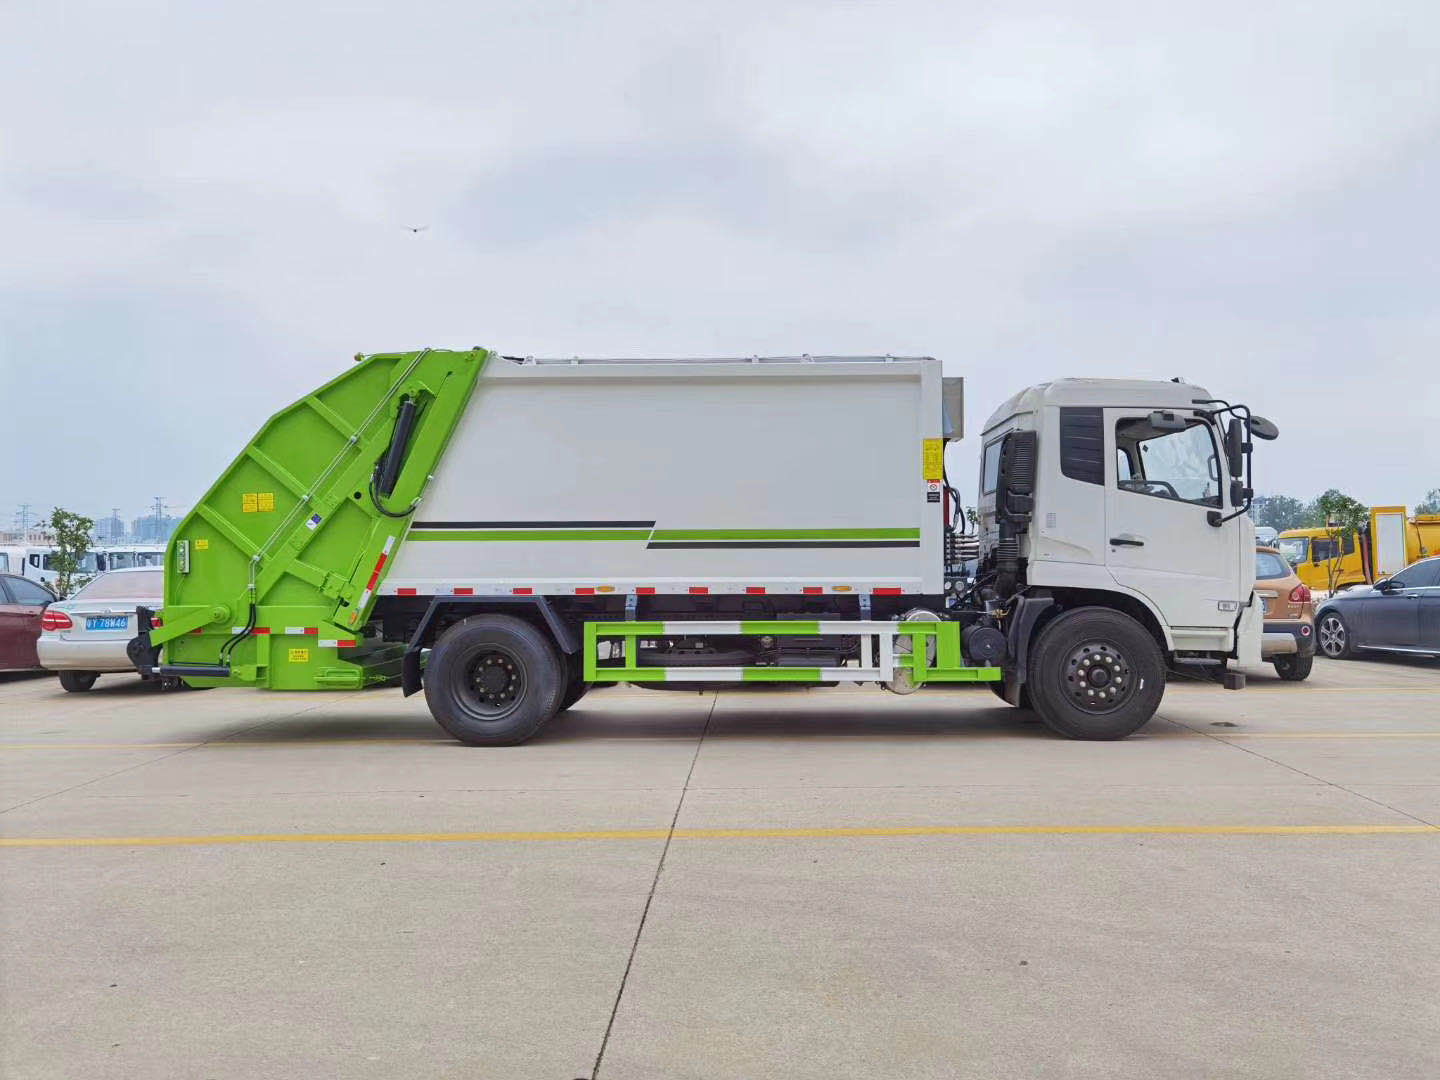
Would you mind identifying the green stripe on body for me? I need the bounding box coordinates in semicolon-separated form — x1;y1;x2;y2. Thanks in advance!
739;621;822;635
410;529;652;542
742;667;823;682
650;528;919;542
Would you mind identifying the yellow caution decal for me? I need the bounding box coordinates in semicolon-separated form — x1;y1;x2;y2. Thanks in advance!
922;439;944;481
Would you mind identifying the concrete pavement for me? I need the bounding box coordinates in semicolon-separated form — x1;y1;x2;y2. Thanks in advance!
1;654;1437;1078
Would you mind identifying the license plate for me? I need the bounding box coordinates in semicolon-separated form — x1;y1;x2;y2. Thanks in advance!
86;616;129;631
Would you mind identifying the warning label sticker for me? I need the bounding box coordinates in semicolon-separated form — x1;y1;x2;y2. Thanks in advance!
288;648;310;664
922;439;944;481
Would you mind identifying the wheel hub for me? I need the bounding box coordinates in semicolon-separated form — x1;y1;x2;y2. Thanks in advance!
1065;642;1132;712
469;651;521;709
1318;617;1345;657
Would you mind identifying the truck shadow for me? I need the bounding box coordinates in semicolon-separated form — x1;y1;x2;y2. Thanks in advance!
537;705;1057;743
165;704;1061;745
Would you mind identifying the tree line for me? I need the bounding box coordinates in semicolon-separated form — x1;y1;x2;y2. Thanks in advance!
1252;488;1440;533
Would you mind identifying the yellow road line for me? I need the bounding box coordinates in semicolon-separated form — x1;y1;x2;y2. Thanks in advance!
0;738;449;751
1167;686;1435;693
1222;732;1440;739
2;823;1434;849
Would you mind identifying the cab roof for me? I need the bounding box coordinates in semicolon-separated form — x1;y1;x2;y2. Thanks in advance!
982;378;1216;435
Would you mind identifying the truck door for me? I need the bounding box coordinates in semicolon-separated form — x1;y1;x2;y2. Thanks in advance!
1370;507;1409;579
1104;410;1240;634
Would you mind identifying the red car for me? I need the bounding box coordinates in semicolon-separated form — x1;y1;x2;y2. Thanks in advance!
0;573;57;672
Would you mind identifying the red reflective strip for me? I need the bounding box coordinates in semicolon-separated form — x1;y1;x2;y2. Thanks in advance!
803;587;823;595
635;587;655;595
191;628;204;634
366;552;389;590
303;627;318;635
253;627;271;635
338;639;357;648
396;588;417;597
688;586;709;595
873;587;903;596
453;587;473;596
575;587;596;595
512;587;533;595
745;586;767;595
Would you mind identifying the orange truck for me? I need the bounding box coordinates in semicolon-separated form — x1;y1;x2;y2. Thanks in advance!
1277;506;1440;593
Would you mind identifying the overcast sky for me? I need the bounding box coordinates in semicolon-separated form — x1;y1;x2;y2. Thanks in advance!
3;0;1438;527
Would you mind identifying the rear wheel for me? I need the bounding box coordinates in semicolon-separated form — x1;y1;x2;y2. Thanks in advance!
424;615;565;746
58;671;98;692
557;657;589;712
1272;653;1313;681
1027;608;1164;740
1316;611;1352;659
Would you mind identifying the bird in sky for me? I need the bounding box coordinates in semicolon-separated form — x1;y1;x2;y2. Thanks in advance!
402;225;429;234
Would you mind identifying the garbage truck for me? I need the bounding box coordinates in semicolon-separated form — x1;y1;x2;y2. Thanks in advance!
128;348;1276;745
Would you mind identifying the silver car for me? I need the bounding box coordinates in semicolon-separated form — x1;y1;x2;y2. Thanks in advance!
37;567;164;691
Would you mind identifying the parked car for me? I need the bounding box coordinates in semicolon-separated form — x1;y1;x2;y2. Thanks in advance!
1314;555;1440;661
0;573;57;672
36;567;165;691
1255;546;1315;680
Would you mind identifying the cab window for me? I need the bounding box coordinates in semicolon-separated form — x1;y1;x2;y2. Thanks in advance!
981;439;1003;495
1276;537;1307;565
1114;418;1221;508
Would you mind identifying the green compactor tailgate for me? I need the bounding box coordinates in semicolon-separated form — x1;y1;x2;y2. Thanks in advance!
144;348;486;689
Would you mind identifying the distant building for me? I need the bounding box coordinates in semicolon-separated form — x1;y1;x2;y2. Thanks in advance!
130;514;180;543
95;514;128;543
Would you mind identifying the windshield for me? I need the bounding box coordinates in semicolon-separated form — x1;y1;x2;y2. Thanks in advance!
71;570;164;601
1276;537;1307;565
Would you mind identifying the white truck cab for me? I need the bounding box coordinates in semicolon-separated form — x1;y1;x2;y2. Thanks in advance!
974;378;1268;723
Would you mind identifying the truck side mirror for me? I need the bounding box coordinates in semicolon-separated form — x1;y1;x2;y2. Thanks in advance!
1225;418;1246;479
1249;415;1279;441
996;430;1037;523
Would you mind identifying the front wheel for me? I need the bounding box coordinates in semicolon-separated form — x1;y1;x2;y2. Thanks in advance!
424;615;565;746
1027;608;1165;740
1316;612;1352;659
1272;653;1313;681
58;671;98;692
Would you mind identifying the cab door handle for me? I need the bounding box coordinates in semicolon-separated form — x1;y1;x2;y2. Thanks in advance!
1109;535;1145;547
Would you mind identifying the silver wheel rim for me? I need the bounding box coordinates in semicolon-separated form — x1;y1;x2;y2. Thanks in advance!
1318;615;1346;657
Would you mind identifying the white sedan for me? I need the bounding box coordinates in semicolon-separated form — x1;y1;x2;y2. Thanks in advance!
37;567;164;691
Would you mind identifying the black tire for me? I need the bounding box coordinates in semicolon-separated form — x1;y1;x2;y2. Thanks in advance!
1272;653;1313;681
1316;611;1352;660
423;615;565;746
58;671;98;692
557;659;589;712
1027;607;1165;740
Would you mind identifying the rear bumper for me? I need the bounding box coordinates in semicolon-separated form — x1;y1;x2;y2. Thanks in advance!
1262;620;1315;659
36;637;136;672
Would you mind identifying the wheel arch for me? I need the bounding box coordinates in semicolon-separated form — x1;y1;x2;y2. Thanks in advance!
398;596;577;697
1033;586;1172;656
